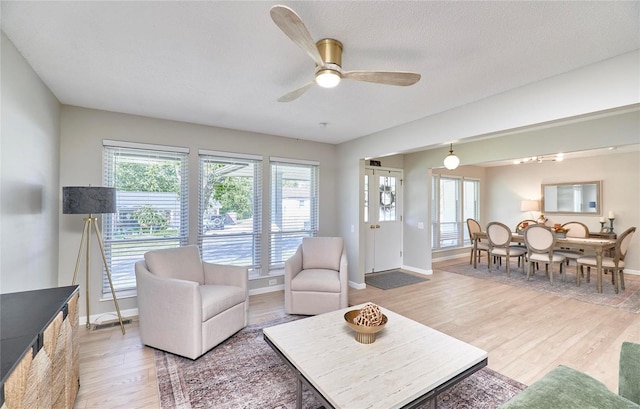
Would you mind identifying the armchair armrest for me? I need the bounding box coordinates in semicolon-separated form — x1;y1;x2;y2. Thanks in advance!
203;262;248;291
135;261;203;356
285;245;303;282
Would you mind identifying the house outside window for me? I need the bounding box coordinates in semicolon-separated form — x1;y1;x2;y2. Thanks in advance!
199;150;262;278
269;158;319;271
432;175;480;250
102;140;189;295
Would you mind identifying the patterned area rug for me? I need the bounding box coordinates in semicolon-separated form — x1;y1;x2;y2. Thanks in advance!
365;270;428;290
155;316;525;408
443;260;640;313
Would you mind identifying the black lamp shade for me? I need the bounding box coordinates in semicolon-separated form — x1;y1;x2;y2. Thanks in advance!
63;187;116;214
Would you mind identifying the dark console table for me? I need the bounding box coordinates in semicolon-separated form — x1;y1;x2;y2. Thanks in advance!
1;285;79;408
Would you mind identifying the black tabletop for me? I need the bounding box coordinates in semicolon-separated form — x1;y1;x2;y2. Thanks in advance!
1;285;79;384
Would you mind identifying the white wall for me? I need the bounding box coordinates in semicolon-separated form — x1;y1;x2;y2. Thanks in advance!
337;52;640;286
486;151;640;272
0;32;61;293
59;106;338;318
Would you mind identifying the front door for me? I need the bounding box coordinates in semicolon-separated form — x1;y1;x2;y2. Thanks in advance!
364;168;403;273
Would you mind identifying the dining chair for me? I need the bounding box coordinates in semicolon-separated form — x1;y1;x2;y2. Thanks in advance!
523;224;567;284
576;226;636;293
555;221;590;265
515;219;537;233
486;222;526;277
466;218;489;266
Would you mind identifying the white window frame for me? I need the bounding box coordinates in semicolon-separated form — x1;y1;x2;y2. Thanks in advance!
198;150;263;278
269;158;319;272
432;174;480;250
102;140;189;296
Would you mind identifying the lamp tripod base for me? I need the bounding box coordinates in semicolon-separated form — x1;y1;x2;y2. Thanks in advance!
72;216;126;335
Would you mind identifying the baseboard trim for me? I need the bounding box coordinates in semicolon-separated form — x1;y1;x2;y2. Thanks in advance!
401;265;433;276
80;307;139;329
249;284;284;296
432;254;468;263
349;280;366;290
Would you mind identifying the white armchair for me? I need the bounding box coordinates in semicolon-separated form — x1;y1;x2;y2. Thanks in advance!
285;237;348;315
135;245;248;359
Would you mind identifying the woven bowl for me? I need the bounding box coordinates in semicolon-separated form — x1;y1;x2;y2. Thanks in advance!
344;309;388;344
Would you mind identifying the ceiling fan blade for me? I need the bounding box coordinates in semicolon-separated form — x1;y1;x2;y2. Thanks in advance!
270;5;324;67
277;81;316;102
342;70;421;86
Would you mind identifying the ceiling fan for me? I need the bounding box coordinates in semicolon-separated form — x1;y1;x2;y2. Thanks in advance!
270;5;421;102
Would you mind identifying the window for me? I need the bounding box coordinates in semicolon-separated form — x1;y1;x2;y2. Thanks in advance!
269;158;319;271
199;151;262;278
432;175;479;250
103;141;189;295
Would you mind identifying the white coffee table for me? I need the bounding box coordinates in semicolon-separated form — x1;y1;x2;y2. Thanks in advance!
263;304;488;409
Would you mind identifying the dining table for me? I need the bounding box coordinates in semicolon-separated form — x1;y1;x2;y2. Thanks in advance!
472;231;617;293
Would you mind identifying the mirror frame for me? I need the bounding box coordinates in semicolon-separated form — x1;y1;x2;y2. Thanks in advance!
541;181;601;215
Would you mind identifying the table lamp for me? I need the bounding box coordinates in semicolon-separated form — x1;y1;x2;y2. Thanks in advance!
63;186;125;334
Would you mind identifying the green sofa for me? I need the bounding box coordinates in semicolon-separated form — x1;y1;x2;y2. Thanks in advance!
500;342;640;409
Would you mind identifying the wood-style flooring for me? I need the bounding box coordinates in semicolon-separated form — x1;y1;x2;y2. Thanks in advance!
73;258;640;408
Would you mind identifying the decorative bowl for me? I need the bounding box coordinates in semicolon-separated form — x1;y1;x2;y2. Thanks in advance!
344;309;388;344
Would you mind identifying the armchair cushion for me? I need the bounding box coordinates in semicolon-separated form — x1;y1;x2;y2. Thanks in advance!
291;269;341;293
199;285;247;322
302;237;344;270
144;245;204;284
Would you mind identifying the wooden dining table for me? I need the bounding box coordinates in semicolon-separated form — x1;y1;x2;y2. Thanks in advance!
472;231;617;293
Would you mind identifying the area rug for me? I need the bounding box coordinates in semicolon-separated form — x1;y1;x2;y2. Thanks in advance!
155;316;525;409
365;269;428;290
442;261;640;313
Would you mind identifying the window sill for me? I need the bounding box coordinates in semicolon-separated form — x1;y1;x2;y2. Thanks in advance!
100;289;137;302
249;269;284;281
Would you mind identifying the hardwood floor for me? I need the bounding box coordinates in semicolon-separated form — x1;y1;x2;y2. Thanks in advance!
73;258;640;408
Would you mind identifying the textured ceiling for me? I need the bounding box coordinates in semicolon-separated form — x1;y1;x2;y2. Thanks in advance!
2;1;639;144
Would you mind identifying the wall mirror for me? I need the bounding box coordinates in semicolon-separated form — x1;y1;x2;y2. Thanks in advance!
541;181;601;214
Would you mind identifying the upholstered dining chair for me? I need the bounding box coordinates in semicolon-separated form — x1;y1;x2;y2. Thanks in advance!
523;224;567;284
135;245;248;359
577;226;636;293
285;236;348;315
515;219;537;233
486;222;526;277
466;218;489;266
555;221;590;265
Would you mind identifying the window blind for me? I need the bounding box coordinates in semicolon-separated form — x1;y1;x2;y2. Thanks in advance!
269;160;319;270
199;153;262;276
102;145;188;294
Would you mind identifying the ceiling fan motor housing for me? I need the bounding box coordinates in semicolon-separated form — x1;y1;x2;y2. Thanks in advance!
316;38;343;66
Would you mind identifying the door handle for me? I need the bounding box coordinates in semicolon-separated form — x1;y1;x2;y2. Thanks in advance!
370;225;375;229
376;225;381;229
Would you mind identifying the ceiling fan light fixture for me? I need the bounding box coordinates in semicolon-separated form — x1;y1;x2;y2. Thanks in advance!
315;69;342;88
443;143;460;170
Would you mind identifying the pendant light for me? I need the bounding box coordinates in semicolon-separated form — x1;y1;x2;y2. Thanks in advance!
443;143;460;170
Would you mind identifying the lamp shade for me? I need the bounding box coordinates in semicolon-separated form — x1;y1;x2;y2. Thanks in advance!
520;200;540;212
63;186;116;214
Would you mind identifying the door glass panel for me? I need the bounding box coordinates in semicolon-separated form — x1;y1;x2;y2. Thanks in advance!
378;176;397;222
364;174;369;223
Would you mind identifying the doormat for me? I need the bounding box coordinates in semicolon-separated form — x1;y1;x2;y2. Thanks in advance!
365;270;428;290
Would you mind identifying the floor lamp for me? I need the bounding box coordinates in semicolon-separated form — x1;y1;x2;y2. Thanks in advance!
63;186;126;335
